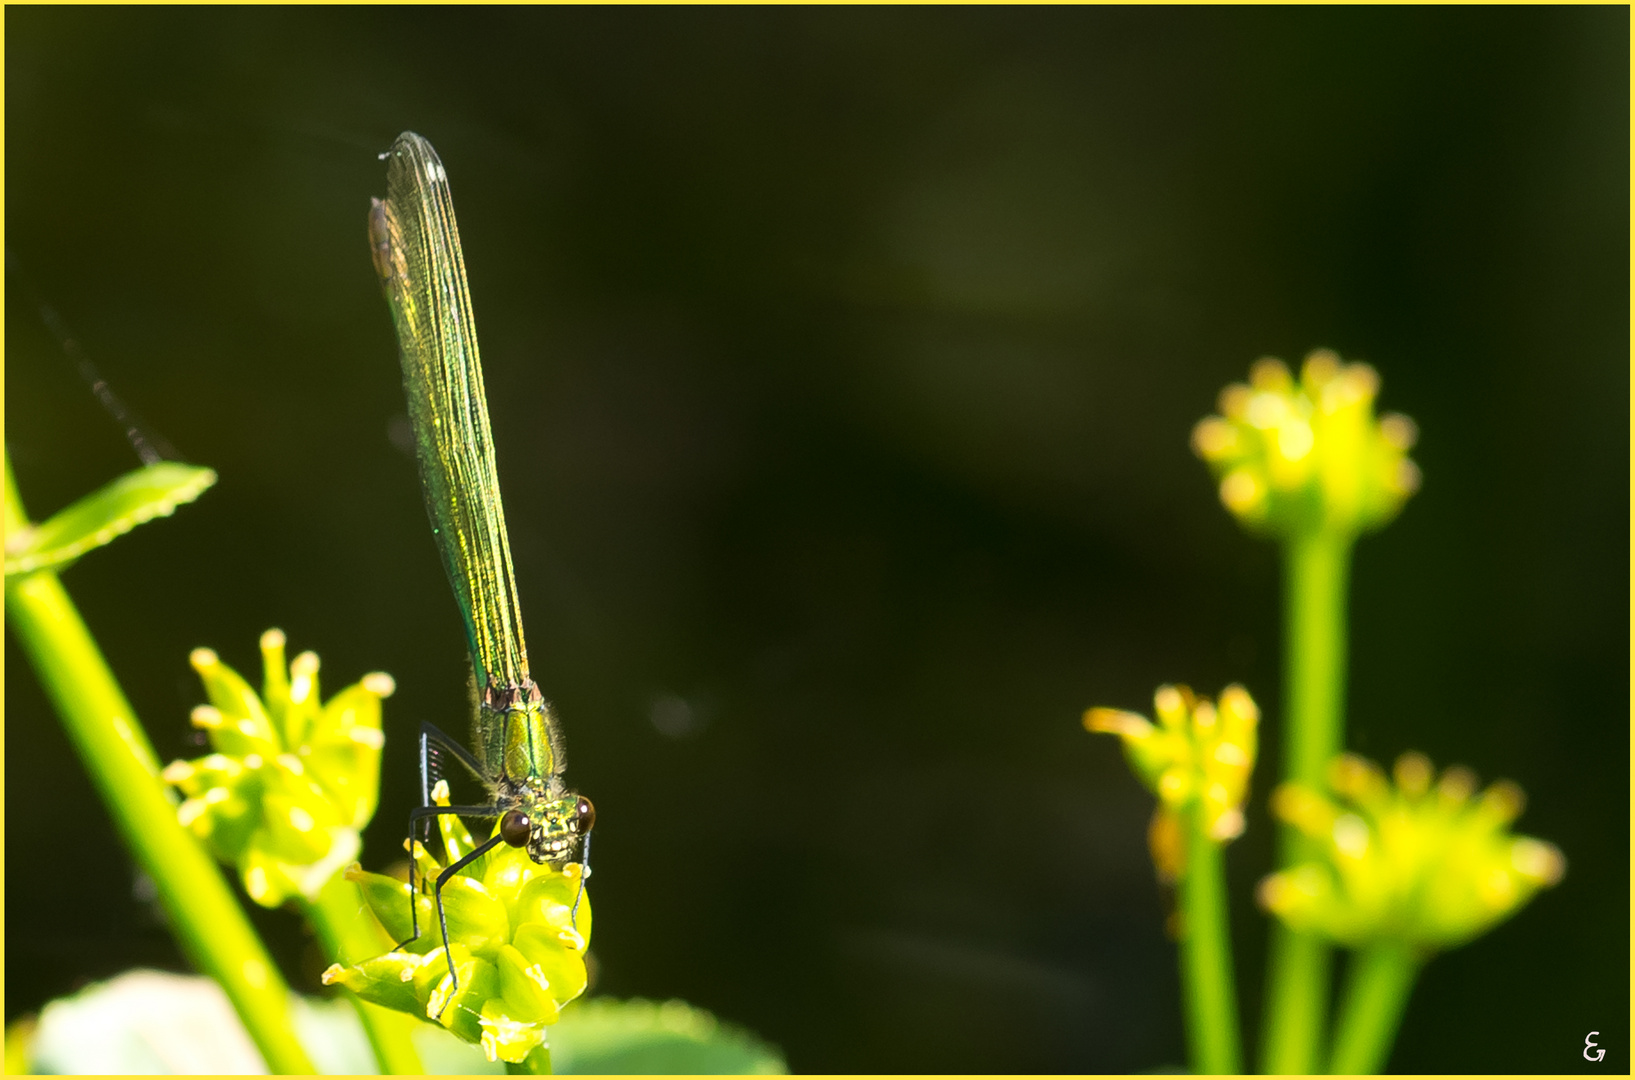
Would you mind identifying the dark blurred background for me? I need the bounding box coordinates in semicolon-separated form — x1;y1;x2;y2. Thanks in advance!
6;7;1627;1073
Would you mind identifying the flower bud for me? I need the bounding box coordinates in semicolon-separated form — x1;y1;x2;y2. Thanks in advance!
1259;751;1564;953
1193;350;1419;538
162;630;392;907
321;782;592;1065
1086;684;1260;880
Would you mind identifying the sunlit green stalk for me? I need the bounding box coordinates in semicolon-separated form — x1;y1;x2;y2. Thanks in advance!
300;873;424;1074
1261;923;1330;1074
1328;942;1418;1074
1179;803;1241;1074
1280;530;1351;805
3;450;315;1074
1260;528;1351;1074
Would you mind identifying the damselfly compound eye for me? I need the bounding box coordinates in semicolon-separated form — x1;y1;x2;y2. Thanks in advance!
576;796;596;834
499;809;532;847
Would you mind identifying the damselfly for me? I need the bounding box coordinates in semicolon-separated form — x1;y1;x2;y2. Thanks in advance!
368;131;593;992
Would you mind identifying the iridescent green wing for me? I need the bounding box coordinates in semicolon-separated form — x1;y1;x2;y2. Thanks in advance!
370;131;530;698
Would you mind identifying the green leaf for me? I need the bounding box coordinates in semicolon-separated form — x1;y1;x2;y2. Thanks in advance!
5;461;215;577
551;997;787;1075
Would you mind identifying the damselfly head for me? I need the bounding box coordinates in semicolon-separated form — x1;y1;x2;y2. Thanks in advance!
524;793;594;866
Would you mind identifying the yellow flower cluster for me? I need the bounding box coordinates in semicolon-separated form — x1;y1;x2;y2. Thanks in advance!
1259;751;1565;952
162;629;392;907
1085;684;1259;880
322;781;592;1065
1192;350;1420;538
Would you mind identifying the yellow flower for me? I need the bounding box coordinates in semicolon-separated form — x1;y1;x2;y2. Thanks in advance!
1258;751;1565;953
161;629;392;907
1086;684;1259;880
322;781;592;1065
1192;350;1419;538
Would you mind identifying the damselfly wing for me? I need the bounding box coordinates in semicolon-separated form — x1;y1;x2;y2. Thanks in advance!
368;131;593;993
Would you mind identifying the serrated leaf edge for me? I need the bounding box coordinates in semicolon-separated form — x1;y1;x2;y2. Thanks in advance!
4;465;217;577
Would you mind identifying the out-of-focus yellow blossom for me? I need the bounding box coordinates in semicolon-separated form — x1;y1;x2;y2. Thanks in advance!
322;781;592;1065
1086;684;1259;881
161;629;392;907
1258;751;1565;953
1192;350;1420;538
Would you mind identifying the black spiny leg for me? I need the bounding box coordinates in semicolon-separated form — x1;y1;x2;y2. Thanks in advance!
572;828;592;927
400;802;500;948
429;831;507;1009
418;720;486;802
402;721;493;946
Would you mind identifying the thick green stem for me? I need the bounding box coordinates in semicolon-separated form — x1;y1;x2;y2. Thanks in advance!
1280;530;1352;795
4;452;315;1074
1178;806;1241;1074
1261;929;1331;1075
300;873;425;1074
1328;942;1418;1074
1260;528;1352;1074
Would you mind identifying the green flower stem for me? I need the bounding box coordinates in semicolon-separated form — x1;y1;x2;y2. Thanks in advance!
506;1043;553;1074
1261;528;1352;1074
3;453;315;1074
1328;942;1418;1074
1261;925;1330;1074
1281;529;1352;803
301;873;424;1074
1179;804;1241;1074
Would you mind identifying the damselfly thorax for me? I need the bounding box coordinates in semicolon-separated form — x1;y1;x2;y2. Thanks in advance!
480;680;594;866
